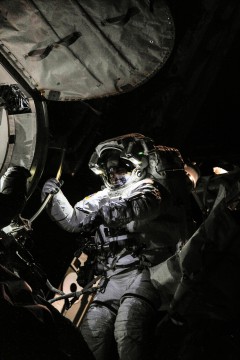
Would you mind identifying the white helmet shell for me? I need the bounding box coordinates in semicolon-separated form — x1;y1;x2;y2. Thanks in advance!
88;133;154;189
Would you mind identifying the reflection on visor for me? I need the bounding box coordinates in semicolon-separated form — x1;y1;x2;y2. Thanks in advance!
107;166;131;188
98;150;134;188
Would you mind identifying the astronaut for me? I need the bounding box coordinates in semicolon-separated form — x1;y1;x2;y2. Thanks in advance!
42;133;195;360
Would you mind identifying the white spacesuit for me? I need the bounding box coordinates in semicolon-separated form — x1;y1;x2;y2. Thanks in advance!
42;133;195;360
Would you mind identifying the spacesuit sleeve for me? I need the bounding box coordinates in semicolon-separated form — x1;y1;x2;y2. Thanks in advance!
45;190;96;233
99;180;162;227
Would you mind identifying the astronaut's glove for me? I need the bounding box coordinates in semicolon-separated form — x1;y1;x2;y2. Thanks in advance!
41;178;64;201
79;211;103;234
98;200;133;226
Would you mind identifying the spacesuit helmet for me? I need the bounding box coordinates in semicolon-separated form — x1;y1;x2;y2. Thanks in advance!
88;133;155;189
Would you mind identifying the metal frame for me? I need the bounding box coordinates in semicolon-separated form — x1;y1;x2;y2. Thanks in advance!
0;52;49;199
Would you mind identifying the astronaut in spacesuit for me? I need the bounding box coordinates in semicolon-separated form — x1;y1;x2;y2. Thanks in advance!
42;133;195;360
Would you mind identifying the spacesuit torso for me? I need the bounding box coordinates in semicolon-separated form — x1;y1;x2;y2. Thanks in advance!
46;176;191;269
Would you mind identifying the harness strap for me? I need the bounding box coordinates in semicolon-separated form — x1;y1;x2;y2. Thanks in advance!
110;248;129;270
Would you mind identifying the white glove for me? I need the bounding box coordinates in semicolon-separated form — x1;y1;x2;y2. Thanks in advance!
41;178;63;201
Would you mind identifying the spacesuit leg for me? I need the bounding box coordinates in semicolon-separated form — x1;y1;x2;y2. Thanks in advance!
114;296;158;360
80;302;118;360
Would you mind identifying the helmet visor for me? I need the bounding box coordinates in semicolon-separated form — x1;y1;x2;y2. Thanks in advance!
99;150;134;188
